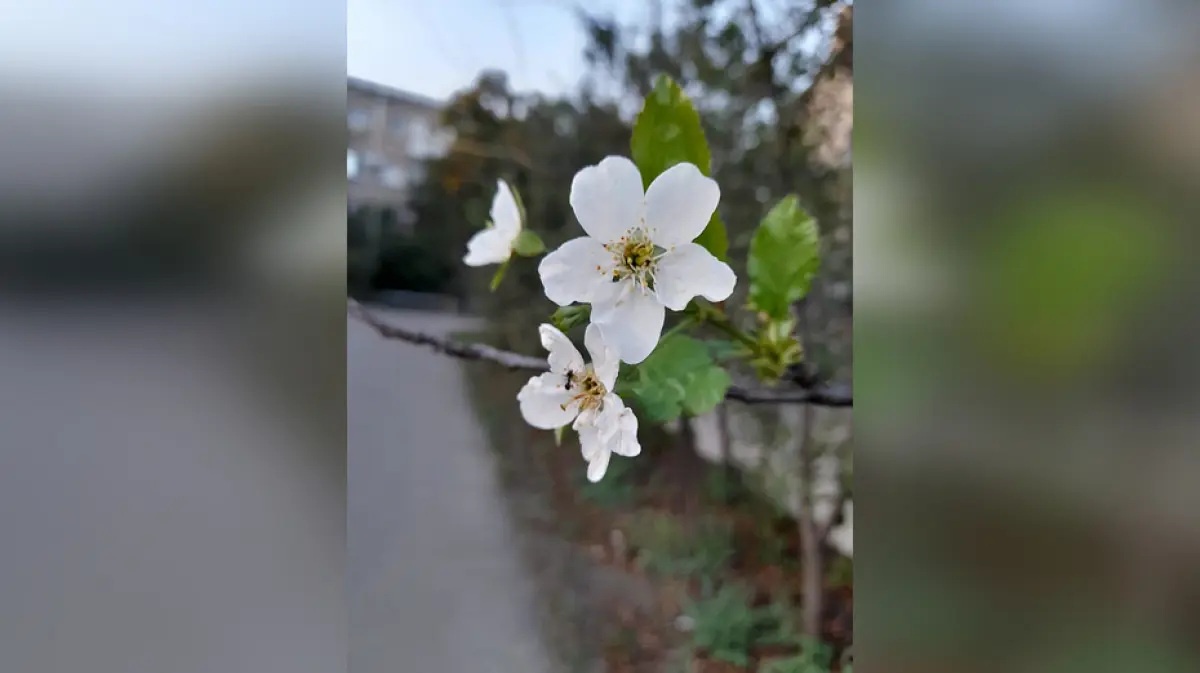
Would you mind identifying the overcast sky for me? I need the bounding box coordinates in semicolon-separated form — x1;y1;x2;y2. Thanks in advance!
348;0;649;101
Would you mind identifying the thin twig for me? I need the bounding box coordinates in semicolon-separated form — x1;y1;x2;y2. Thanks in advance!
348;301;852;407
349;300;545;370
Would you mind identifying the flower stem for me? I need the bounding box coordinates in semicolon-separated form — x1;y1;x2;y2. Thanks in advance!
686;300;757;350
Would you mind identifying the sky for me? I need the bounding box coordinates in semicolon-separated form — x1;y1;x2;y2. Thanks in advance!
348;0;648;102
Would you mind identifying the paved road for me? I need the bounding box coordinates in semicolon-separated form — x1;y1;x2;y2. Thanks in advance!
348;308;555;673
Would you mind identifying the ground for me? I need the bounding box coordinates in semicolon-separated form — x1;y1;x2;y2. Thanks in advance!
348;308;557;673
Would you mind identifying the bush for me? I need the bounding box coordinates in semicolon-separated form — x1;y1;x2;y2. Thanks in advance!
683;581;789;667
626;512;734;581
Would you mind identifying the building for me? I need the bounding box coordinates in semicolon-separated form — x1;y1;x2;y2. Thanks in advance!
347;77;453;217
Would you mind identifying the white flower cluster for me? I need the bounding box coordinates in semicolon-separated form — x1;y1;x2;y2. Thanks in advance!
466;156;736;480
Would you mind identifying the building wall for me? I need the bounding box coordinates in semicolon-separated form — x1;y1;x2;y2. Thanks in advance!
347;79;452;217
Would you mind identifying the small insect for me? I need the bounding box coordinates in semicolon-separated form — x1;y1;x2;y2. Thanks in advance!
611;270;622;283
564;370;576;391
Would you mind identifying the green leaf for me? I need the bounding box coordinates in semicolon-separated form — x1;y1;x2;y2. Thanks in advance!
626;334;730;422
705;339;744;362
631;75;727;260
628;378;684;423
489;258;510;292
551;304;591;332
512;229;545;256
682;367;731;416
639;333;712;378
748;195;820;319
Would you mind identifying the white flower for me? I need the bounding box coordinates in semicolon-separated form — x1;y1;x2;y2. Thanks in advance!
463;179;522;266
538;156;736;364
517;323;640;482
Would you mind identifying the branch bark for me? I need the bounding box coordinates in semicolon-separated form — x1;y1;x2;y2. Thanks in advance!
349;300;546;370
349;301;853;407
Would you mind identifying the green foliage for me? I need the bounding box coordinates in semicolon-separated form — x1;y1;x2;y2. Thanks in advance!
686;367;732;415
763;652;830;671
748;195;820;320
760;641;835;673
631;74;728;260
489;258;510;291
626;334;731;422
979;190;1163;378
683;583;757;666
551;304;591;332
705;339;745;363
683;581;787;667
748;314;804;383
512;229;545;256
626;512;733;580
702;466;752;505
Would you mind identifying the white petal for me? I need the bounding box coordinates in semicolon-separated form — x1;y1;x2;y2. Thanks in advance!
593;287;665;365
595;394;640;458
644;162;720;247
576;414;603;462
569;156;645;242
463;228;512;266
611;399;641;458
538;324;584;375
613;417;640;457
538;237;614;306
491;179;522;236
584;323;619;391
653;243;737;310
517;373;577;429
586;447;611;482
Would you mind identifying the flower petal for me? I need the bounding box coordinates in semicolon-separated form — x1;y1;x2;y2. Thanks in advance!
538;324;584;375
463;227;512;266
576;413;602;462
653;243;737;310
538;237;614;306
584;323;619;391
517;373;577;429
593;287;666;365
569;156;645;242
595;394;640;458
644;162;720;247
586;447;611;482
611;399;641;458
490;179;522;236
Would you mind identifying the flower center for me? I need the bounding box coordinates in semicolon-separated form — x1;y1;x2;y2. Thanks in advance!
603;228;664;291
563;366;606;412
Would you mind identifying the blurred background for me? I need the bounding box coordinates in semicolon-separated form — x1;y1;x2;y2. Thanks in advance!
0;2;347;672
858;1;1200;672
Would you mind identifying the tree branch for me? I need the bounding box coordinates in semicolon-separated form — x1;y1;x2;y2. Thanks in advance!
349;301;545;370
349;301;852;407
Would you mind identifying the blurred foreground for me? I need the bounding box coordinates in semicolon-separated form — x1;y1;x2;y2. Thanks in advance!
859;1;1200;671
0;61;348;671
